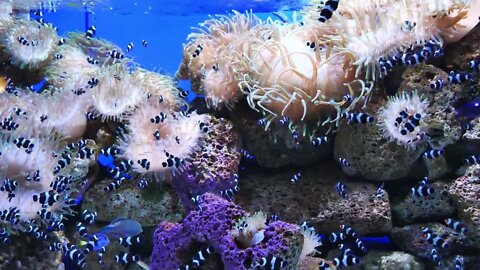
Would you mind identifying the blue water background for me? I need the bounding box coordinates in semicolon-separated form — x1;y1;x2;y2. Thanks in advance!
43;2;297;76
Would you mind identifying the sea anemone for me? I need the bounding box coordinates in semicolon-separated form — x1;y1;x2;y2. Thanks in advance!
238;22;370;136
3;19;58;69
298;224;322;260
0;133;86;241
117;106;207;179
91;63;147;122
231;212;267;248
377;91;430;150
45;43;101;92
0;86;91;140
302;0;479;80
178;10;267;110
131;68;185;111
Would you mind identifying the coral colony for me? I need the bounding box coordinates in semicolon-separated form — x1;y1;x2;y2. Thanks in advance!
0;0;480;269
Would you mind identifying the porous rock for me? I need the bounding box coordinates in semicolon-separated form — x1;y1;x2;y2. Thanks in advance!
449;164;480;245
232;107;332;168
390;223;480;259
334;97;425;181
83;179;184;226
398;65;463;149
235;161;392;235
360;251;424;270
391;180;456;226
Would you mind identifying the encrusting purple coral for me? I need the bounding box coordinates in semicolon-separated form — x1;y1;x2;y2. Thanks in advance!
151;193;304;270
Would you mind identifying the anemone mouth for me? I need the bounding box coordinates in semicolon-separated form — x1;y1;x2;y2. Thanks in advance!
92;63;147;122
4;20;58;69
118;107;207;179
377;91;430;150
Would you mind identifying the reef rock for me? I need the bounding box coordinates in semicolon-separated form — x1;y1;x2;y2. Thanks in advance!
82;179;184;226
360;251;424;270
449;164;480;245
150;193;304;270
334;97;425;181
398;65;463;149
235;161;392;235
232;108;332;168
391;181;456;226
390;223;480;259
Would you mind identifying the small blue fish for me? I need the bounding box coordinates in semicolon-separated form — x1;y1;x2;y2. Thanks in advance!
94;217;143;239
29;77;47;93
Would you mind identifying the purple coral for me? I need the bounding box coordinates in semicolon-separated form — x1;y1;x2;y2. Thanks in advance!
150;193;303;270
170;116;241;211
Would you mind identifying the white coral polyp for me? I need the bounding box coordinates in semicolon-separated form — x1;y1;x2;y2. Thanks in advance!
377;91;429;150
299;225;322;260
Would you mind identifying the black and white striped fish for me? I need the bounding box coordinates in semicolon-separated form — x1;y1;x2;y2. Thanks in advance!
311;135;328;146
33;190;59;207
375;183;386;199
115;252;140;265
81;210;97;225
430;248;442;265
318;0;340;23
411;185;434;197
77;148;94;159
290;171;302;184
469;59;480;72
137;159;150;170
137;179;148;189
151;112;167;123
254;254;287;270
445;218;467;234
118;234;144;247
336;182;348;199
341;112;374;124
108;50;124;59
429;79;444;90
455;255;464;270
423;149;444;159
126;42;134;52
338;158;351;167
142;39;148;47
85;25;96;39
464;155;480;165
449;71;472;84
76;222;88;237
190;246;215;267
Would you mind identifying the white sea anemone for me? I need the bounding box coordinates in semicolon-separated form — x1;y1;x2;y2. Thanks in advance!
3;19;58;69
92;63;147;122
0;133;81;237
377;91;430;150
299;225;322;260
117;104;207;179
231;212;267;248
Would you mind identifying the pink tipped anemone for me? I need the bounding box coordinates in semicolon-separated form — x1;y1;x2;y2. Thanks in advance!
377;91;429;150
0;133;85;235
91;63;147;122
237;22;372;137
178;10;267;110
0;87;91;141
3;19;59;69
